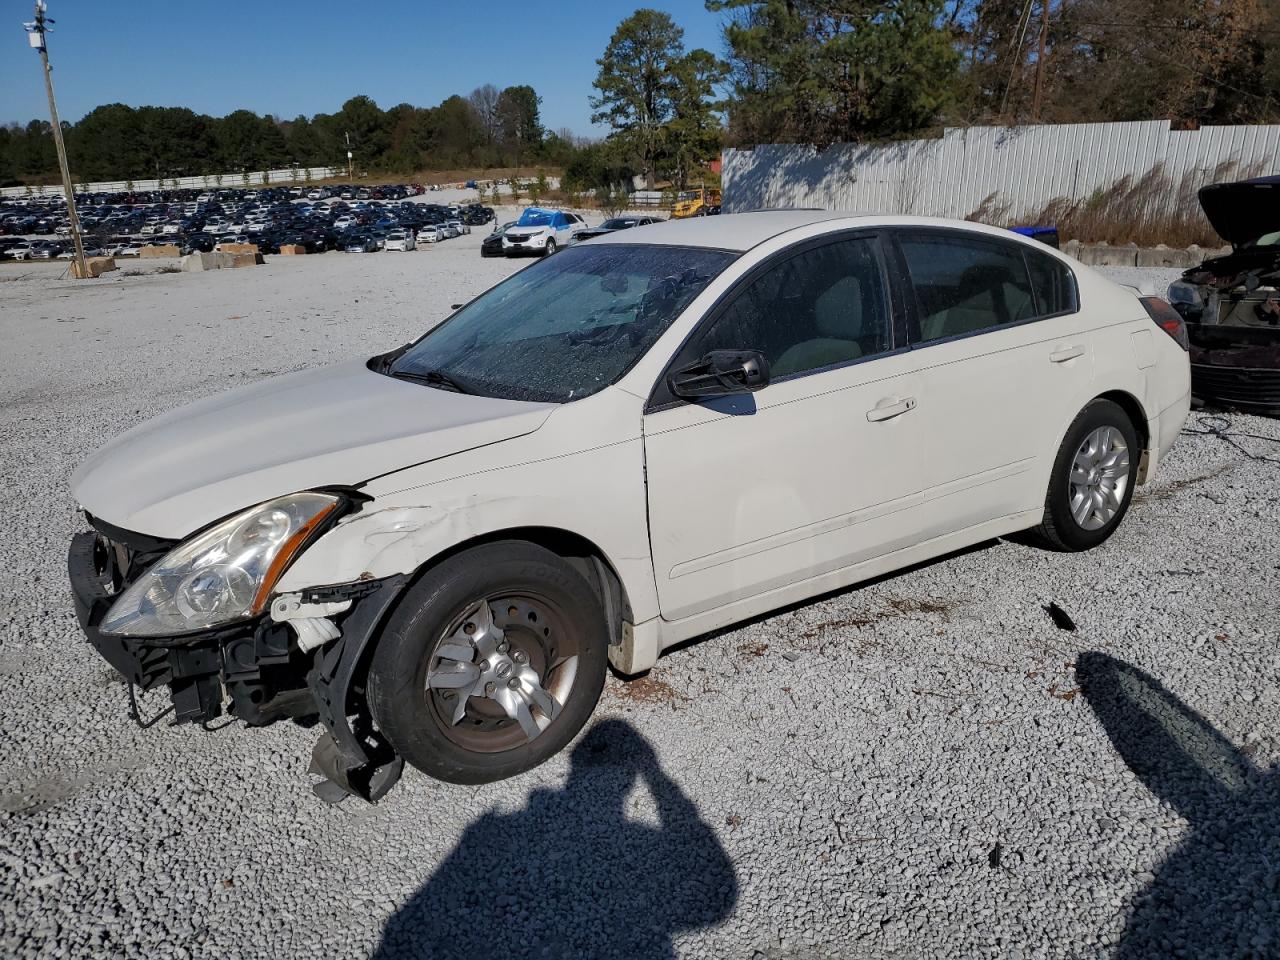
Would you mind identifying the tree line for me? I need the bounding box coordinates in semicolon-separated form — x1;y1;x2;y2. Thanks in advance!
714;0;1280;146
4;1;1278;188
0;85;562;186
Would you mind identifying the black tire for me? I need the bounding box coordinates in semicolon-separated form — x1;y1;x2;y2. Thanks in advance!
542;238;557;257
1034;399;1140;551
367;541;608;784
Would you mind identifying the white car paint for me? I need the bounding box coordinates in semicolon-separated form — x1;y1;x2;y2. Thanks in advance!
384;231;416;251
501;210;584;254
71;359;555;537
72;212;1190;677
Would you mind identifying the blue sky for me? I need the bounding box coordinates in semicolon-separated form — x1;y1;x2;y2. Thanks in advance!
2;0;726;135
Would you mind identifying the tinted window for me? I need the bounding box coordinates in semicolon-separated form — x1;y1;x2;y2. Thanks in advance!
1025;248;1077;316
688;237;891;380
900;234;1036;343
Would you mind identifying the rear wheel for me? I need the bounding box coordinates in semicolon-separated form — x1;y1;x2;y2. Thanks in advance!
367;541;607;784
1035;399;1140;551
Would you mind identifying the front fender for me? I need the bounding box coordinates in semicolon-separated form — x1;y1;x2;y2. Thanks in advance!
274;435;661;625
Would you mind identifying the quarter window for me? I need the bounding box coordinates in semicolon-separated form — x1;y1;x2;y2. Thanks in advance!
688;237;892;380
899;234;1037;343
1025;248;1078;316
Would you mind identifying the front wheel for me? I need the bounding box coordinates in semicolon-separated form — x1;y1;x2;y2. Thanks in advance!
542;238;557;257
1035;399;1140;551
367;541;607;784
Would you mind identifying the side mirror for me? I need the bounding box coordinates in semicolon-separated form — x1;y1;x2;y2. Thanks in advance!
668;349;770;399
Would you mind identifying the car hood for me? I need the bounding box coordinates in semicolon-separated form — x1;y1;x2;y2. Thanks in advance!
72;359;556;539
1199;177;1280;247
508;225;552;234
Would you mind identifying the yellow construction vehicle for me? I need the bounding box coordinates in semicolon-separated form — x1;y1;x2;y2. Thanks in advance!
671;188;722;219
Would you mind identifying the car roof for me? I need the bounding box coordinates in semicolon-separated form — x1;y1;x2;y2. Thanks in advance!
593;210;850;251
587;209;1057;253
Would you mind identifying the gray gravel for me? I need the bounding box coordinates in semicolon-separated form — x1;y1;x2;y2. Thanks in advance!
1;245;1277;959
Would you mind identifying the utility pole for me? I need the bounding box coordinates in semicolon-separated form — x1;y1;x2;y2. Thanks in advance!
344;131;354;179
1032;0;1052;121
24;1;88;279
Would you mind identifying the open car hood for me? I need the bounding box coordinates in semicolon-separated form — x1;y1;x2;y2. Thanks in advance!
1199;177;1280;247
72;359;555;539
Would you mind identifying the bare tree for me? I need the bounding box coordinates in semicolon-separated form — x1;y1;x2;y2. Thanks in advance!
468;84;501;143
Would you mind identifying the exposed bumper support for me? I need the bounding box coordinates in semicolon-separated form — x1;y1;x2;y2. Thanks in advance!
68;529;415;803
304;574;410;803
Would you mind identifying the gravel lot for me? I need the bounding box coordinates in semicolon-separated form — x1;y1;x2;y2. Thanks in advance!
1;243;1277;960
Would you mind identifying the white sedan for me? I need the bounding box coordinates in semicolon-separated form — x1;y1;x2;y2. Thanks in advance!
67;212;1190;802
384;230;416;252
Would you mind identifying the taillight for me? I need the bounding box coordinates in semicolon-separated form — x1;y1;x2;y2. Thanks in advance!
1140;296;1190;350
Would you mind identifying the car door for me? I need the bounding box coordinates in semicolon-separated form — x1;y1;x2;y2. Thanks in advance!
554;212;575;245
890;229;1094;538
643;233;929;622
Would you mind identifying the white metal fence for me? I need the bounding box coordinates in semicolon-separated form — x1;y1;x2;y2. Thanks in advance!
0;166;342;199
722;120;1280;219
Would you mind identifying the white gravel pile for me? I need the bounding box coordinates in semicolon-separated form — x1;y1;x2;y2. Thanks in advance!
0;245;1276;959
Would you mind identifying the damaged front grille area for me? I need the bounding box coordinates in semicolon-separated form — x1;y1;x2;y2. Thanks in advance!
1190;357;1280;411
68;515;412;801
1174;254;1280;415
68;523;322;727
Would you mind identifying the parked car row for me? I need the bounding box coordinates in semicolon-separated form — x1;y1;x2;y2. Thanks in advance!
1;187;494;261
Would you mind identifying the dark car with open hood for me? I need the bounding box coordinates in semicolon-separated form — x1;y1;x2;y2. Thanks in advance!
1168;177;1280;415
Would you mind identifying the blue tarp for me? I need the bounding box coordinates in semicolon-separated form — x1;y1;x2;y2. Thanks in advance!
517;207;566;228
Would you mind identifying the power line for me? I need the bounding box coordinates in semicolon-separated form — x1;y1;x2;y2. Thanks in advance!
999;0;1037;118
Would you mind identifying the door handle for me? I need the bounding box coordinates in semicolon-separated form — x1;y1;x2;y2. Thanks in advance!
1049;345;1085;363
866;396;917;422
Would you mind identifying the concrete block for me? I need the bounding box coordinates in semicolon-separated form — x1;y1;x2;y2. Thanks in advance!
182;252;218;271
277;244;307;255
1136;244;1200;269
181;252;242;271
228;252;264;268
71;256;117;278
217;242;260;256
139;244;180;258
1076;242;1139;267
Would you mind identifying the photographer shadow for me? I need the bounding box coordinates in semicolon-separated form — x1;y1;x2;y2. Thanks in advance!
1077;652;1278;958
372;718;738;960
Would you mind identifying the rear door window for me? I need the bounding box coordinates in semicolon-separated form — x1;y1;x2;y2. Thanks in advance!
898;233;1037;343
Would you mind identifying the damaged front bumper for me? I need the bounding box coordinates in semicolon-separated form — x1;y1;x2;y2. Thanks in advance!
1187;324;1280;416
68;529;410;802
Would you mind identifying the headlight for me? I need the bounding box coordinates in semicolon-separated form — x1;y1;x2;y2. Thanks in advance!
1167;280;1202;307
100;491;341;637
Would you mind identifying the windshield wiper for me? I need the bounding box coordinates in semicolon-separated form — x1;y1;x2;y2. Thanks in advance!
389;368;475;394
